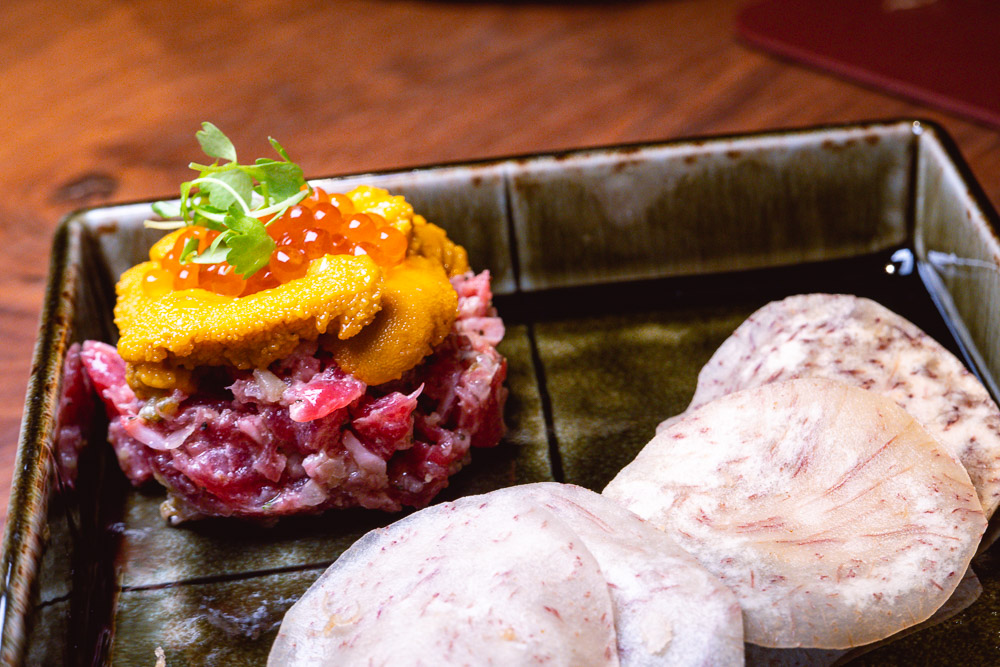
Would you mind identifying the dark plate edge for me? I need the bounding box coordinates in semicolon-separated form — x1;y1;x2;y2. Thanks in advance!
62;118;924;218
911;119;1000;428
0;220;81;665
915;118;1000;234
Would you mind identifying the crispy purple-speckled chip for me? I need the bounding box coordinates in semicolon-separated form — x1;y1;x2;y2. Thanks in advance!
661;294;1000;518
269;490;619;666
511;483;744;666
269;483;745;666
608;378;986;649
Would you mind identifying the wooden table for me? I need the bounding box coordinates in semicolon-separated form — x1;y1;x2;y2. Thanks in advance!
2;0;998;529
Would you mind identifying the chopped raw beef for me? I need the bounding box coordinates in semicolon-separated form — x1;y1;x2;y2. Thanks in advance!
54;343;97;487
81;271;507;523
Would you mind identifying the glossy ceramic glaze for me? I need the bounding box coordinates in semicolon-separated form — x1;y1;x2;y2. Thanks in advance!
4;120;1000;665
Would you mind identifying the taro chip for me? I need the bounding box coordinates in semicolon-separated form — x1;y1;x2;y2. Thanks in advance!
607;378;986;649
507;483;744;665
269;483;746;665
665;293;1000;518
268;492;619;666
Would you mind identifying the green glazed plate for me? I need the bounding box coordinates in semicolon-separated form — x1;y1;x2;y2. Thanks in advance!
4;120;1000;665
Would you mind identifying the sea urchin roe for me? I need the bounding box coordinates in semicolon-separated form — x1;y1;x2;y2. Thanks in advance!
406;214;469;277
116;254;384;394
127;361;195;395
326;256;459;385
345;185;411;227
124;185;471;394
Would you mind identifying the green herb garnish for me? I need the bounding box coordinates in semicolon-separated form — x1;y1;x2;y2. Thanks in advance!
146;122;310;277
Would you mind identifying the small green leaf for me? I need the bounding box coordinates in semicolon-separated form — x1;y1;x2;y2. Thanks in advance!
150;124;306;277
223;206;275;277
200;170;253;211
196;122;237;163
197;217;229;233
151;200;182;218
253;160;305;201
179;237;200;264
189;246;231;264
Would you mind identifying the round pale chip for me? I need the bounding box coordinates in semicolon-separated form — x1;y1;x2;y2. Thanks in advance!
268;492;619;666
607;378;986;649
665;293;1000;517
506;483;744;666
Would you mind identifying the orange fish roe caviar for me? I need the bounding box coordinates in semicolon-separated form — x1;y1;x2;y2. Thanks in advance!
141;186;411;299
121;185;471;395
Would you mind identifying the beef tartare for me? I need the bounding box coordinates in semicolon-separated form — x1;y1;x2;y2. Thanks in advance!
78;124;507;523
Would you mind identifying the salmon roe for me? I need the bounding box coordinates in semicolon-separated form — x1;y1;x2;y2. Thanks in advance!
142;188;409;298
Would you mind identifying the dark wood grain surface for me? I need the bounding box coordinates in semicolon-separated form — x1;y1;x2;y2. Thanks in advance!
2;0;999;528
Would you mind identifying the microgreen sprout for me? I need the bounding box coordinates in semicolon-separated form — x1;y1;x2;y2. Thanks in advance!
146;122;310;277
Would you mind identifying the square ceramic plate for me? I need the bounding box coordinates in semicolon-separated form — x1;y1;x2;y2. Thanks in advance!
4;120;1000;665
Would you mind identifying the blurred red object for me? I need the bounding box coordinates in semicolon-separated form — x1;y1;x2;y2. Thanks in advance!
737;0;1000;129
